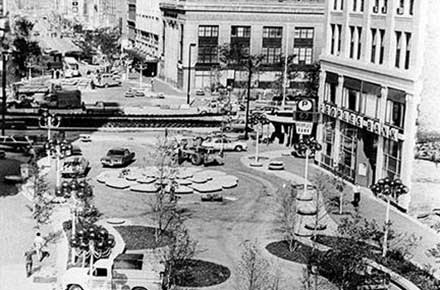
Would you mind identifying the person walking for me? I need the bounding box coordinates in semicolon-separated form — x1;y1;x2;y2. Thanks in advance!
353;184;361;208
24;249;34;277
33;232;45;262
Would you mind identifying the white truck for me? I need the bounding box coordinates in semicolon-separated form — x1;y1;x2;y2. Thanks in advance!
62;253;164;290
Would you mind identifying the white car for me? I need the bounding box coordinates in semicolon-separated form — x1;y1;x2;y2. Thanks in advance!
202;137;248;152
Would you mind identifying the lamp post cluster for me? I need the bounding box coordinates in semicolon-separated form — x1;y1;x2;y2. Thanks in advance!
39;110;61;141
294;137;322;199
44;138;72;190
370;177;409;257
59;178;94;263
70;223;115;269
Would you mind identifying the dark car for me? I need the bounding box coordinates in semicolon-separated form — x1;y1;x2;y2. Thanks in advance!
100;148;135;167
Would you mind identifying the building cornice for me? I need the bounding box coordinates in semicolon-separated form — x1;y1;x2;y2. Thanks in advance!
159;1;324;15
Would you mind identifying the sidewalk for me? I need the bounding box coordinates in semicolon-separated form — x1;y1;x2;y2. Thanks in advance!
0;157;71;290
241;149;440;278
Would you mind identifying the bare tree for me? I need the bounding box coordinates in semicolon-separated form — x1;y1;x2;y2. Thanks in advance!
26;163;54;228
150;135;180;242
236;240;282;290
161;221;198;290
274;183;297;252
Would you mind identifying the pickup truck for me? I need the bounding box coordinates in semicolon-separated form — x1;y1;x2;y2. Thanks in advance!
61;253;164;290
84;102;123;115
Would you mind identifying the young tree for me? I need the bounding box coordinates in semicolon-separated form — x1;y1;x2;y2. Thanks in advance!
328;164;349;215
303;62;320;98
270;54;299;102
26;163;54;228
150;135;180;242
274;183;298;252
310;172;332;250
219;43;265;139
162;222;198;290
235;240;281;290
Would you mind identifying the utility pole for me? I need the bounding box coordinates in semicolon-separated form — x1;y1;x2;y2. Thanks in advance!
244;60;252;140
282;27;290;107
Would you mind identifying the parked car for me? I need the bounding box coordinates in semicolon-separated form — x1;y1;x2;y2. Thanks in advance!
202;137;248;152
101;148;135;167
224;118;251;133
94;73;122;88
195;89;205;96
61;156;90;178
84;101;123;115
135;90;146;97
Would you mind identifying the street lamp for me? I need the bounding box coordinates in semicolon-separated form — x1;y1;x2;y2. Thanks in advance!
60;178;94;264
370;177;409;257
44;138;72;190
293;137;322;201
187;43;196;105
39;109;61;140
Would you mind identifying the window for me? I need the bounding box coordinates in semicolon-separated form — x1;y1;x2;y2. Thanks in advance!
197;46;218;63
198;26;219;37
395;31;402;68
409;0;414;15
262;27;282;64
337;25;342;54
357;27;362;59
339;123;357;181
340;0;344;10
322;116;336;167
352;0;357;11
324;73;338;104
263;27;282;38
371;29;377;63
382;0;388;13
405;32;411;69
360;0;364;11
92;268;108;277
373;0;379;13
262;47;281;64
333;0;337;10
330;24;336;55
386;100;405;128
349;26;355;58
383;139;402;180
379;29;385;64
293;47;313;64
397;0;404;14
294;28;314;39
198;25;219;64
231;26;251;38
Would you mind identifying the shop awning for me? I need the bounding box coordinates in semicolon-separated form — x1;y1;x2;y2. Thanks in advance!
343;77;361;90
388;88;406;103
325;72;339;85
267;115;296;124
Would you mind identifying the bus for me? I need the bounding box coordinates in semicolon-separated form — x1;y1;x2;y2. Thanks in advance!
63;56;81;78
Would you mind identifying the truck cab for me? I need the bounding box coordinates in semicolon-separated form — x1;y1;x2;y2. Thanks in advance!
62;253;164;290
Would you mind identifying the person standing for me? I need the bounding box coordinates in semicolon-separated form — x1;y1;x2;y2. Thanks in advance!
33;232;45;262
24;249;34;277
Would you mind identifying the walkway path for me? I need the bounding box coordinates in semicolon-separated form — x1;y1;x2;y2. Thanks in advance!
242;149;440;278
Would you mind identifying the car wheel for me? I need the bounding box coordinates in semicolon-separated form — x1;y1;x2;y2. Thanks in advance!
235;146;243;152
68;285;84;290
104;83;108;88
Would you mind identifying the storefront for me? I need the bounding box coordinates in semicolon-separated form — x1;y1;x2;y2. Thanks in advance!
319;73;405;187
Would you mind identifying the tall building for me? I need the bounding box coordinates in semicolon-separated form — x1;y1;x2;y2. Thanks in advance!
127;0;136;44
158;0;325;93
316;0;440;210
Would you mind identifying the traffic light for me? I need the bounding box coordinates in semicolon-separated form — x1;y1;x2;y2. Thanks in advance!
293;97;318;122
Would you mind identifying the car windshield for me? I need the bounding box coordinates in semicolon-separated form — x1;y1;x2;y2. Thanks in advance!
108;150;124;156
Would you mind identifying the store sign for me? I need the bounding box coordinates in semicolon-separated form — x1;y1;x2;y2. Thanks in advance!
320;104;401;141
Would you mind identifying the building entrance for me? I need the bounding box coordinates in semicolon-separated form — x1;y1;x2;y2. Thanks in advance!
355;130;377;187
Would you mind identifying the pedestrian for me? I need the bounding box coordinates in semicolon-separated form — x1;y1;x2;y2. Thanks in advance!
27;145;36;164
33;232;45;262
353;184;361;208
432;150;440;168
24;249;34;277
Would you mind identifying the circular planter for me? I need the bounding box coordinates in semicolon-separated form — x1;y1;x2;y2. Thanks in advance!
175;185;193;194
130;183;159;193
417;212;431;219
125;173;142;181
296;189;314;201
250;162;263;167
268;161;285;170
106;178;132;189
136;177;156;184
190;175;211;184
192;182;223;193
296;202;318;216
216;175;239;189
178;179;192;186
305;223;327;231
107;218;126;225
96;171;119;183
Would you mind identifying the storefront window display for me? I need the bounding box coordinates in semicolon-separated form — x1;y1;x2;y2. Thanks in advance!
339;122;358;181
322;116;336;168
383;138;402;180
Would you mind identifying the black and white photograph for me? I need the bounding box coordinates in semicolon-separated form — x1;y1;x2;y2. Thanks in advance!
1;0;440;289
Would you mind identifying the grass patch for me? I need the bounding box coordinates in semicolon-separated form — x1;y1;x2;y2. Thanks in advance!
266;240;314;264
174;259;231;287
114;225;172;250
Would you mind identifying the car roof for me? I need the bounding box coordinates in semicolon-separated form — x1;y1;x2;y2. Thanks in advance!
108;147;128;151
